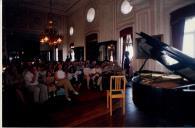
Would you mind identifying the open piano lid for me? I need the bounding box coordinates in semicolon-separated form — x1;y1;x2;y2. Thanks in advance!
137;32;195;83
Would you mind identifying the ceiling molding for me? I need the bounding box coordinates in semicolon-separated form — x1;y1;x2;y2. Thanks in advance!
4;0;82;16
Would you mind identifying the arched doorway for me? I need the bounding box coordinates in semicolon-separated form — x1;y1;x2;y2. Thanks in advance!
85;33;98;61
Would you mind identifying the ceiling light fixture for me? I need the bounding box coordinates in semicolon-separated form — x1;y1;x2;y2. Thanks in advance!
40;0;63;47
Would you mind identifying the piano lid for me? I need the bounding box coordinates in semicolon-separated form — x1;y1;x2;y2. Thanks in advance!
137;32;195;82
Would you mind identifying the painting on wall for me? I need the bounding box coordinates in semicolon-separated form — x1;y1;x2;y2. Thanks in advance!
135;34;163;59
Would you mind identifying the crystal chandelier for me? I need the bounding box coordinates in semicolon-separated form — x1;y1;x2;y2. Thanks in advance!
40;0;63;46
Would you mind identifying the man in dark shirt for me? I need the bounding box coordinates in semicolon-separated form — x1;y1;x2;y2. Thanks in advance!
124;51;130;79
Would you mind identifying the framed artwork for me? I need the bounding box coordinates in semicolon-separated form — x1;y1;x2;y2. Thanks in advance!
135;34;163;59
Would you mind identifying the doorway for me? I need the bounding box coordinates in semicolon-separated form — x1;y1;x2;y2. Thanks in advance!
85;33;98;61
120;27;133;68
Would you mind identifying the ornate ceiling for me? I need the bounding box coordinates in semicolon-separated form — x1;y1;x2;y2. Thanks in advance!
3;0;81;15
3;0;147;16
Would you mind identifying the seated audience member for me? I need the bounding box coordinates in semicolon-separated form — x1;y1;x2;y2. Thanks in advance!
38;64;47;82
85;60;91;68
48;63;55;76
55;63;79;101
101;61;124;90
91;60;97;68
113;61;124;74
3;65;25;103
83;63;92;89
67;66;82;88
45;71;57;97
24;65;48;104
102;61;123;74
91;64;103;91
102;61;114;74
75;64;83;83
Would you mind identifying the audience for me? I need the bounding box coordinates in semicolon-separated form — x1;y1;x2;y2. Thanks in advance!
3;65;25;103
3;59;125;105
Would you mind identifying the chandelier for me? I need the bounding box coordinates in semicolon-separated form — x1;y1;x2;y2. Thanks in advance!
40;0;63;46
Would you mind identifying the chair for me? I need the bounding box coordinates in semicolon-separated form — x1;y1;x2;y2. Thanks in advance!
107;75;127;116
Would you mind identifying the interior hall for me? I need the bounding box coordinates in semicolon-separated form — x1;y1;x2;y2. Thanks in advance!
2;0;195;127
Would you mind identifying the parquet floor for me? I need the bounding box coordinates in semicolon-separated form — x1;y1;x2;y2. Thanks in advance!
3;86;195;127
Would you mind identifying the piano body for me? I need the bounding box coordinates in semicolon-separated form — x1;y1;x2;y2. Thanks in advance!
132;32;195;114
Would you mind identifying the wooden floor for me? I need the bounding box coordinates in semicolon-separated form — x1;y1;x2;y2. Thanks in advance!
3;86;195;127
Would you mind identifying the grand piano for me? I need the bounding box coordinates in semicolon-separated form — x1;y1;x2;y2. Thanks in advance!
132;32;195;115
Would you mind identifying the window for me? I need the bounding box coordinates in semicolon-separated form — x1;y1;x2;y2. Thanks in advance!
119;27;133;68
69;26;74;36
87;8;95;23
70;49;75;62
70;43;75;62
125;34;134;60
118;34;133;67
55;48;58;61
48;51;50;61
183;17;195;58
121;0;133;15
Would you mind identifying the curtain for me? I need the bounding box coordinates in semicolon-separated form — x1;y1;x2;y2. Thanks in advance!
171;19;185;50
171;3;195;50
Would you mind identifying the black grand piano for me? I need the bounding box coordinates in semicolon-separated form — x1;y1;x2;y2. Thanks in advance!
132;32;195;115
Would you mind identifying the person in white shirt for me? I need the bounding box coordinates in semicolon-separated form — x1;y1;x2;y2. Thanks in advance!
24;65;48;104
55;63;79;101
83;65;92;89
67;66;82;87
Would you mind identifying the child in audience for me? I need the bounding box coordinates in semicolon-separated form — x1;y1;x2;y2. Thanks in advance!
91;64;103;91
67;66;82;89
45;71;57;98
